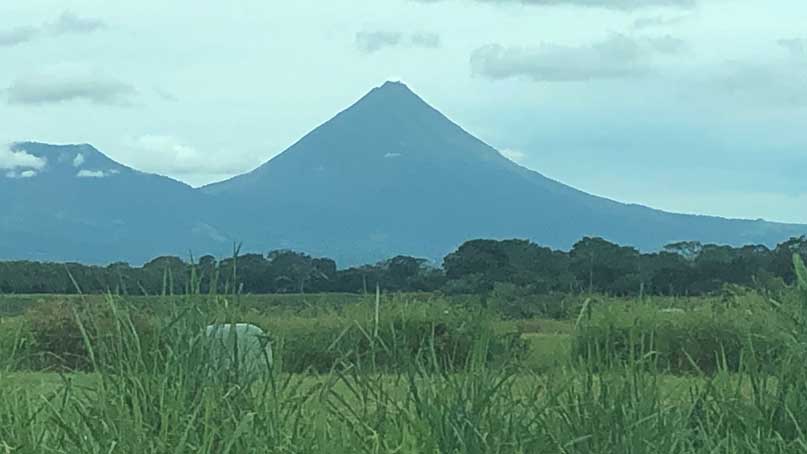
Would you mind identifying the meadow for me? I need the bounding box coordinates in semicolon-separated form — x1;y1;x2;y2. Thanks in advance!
1;257;807;453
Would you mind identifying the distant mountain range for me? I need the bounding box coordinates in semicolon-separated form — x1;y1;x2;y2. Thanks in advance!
3;81;805;265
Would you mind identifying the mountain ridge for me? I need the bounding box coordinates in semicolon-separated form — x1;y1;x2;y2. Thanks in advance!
2;81;806;265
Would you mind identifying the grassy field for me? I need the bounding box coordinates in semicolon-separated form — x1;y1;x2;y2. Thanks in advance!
1;278;807;453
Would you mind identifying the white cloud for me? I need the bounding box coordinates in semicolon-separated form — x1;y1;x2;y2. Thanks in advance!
76;169;110;178
121;134;260;182
73;153;85;167
5;169;38;179
384;152;402;158
500;148;527;163
0;145;47;170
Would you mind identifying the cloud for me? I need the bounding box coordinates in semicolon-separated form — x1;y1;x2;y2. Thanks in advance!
0;11;104;48
500;148;527;163
384;152;402;158
779;38;807;58
47;11;106;35
646;35;687;54
6;72;136;106
356;31;441;54
0;145;47;171
0;26;39;47
122;135;257;179
154;87;179;102
5;169;38;179
632;15;689;30
470;34;686;82
698;60;807;109
72;153;85;167
73;153;85;167
410;32;441;48
128;135;209;175
356;32;402;53
412;0;696;11
76;169;113;178
76;170;103;178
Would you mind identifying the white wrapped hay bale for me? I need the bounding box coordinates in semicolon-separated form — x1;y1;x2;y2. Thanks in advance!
205;323;273;383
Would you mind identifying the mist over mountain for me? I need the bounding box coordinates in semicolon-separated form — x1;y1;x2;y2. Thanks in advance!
3;82;805;265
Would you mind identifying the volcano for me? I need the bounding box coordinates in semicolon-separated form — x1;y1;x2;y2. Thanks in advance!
3;82;805;265
200;81;807;264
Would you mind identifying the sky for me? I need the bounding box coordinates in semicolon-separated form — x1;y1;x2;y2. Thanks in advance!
1;0;805;224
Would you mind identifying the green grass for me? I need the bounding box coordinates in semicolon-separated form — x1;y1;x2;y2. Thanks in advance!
1;367;802;453
522;333;572;372
2;271;807;453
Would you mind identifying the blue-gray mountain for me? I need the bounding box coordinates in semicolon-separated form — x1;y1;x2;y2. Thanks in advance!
3;81;806;265
0;143;227;264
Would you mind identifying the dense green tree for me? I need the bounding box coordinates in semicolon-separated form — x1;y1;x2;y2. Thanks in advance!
0;236;804;298
443;239;573;293
141;256;189;294
444;239;511;287
664;241;703;261
234;254;272;293
265;250;331;293
570;237;640;295
196;255;218;293
771;236;807;284
641;252;693;295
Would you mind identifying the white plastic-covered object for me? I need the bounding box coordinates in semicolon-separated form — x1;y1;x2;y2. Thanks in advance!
205;323;273;382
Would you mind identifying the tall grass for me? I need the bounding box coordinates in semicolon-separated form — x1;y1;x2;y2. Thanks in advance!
0;256;806;452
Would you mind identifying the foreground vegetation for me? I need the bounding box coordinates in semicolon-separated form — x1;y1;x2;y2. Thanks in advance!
0;256;806;453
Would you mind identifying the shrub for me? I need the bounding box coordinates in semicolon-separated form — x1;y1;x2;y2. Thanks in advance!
259;298;527;373
0;316;32;370
17;294;525;374
487;284;584;320
23;297;154;371
572;294;793;374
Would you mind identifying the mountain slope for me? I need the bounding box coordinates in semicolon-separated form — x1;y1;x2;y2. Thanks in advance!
202;81;807;265
1;143;231;264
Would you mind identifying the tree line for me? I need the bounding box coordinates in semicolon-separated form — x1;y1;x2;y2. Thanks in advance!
1;236;806;296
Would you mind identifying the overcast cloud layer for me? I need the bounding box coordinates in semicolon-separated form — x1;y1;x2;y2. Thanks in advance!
1;0;805;224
